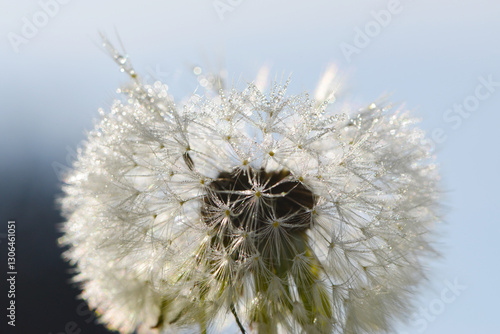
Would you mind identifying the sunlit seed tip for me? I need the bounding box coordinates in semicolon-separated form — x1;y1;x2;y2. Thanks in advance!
272;221;279;228
269;151;275;157
255;191;261;198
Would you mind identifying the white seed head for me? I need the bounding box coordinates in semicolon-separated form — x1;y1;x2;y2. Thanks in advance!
59;41;440;334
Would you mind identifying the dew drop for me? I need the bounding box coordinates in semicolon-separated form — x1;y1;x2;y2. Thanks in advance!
115;56;127;65
193;66;202;75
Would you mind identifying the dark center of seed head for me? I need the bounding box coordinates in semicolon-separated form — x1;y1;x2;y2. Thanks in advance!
202;168;316;232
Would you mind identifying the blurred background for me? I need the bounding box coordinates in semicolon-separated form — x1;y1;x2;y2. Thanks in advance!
1;0;499;333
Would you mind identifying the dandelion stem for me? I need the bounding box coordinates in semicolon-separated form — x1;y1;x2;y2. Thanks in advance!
230;303;247;334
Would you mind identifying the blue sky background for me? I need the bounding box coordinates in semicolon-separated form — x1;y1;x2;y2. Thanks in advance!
1;1;499;333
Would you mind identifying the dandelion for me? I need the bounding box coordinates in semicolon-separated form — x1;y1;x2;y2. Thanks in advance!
59;39;440;334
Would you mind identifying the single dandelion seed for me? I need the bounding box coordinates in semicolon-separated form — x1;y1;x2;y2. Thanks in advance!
59;38;441;334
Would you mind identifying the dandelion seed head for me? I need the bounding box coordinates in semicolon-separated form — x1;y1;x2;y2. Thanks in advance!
59;41;440;334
